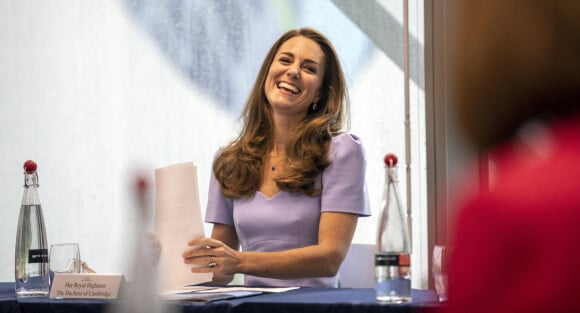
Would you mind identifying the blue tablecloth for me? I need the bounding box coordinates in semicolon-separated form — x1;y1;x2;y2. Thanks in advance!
0;282;442;313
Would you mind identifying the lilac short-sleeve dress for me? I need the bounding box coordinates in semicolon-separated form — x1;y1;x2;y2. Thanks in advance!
205;133;371;287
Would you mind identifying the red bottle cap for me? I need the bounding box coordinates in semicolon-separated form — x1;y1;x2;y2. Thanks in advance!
23;160;37;173
135;175;148;193
384;153;398;168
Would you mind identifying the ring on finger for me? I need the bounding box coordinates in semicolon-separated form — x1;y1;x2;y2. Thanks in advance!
208;255;217;268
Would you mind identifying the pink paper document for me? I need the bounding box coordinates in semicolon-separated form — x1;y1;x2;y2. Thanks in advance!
154;162;212;292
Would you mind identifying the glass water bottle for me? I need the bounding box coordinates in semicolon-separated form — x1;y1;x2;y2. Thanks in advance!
375;153;412;303
15;160;50;297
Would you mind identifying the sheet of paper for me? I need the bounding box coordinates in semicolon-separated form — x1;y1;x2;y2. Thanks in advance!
154;162;213;292
197;286;300;293
163;285;300;295
160;285;299;302
161;290;263;302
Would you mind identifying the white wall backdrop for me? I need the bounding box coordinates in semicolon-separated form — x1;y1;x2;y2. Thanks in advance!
0;0;427;287
0;0;238;281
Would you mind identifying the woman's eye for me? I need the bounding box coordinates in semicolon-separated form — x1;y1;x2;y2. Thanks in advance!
279;57;291;64
304;65;317;74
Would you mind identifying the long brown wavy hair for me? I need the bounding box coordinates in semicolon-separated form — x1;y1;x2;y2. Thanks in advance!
213;27;349;198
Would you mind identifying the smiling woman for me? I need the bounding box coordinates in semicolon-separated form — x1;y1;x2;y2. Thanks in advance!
265;35;325;118
214;28;349;200
182;28;371;287
261;35;326;198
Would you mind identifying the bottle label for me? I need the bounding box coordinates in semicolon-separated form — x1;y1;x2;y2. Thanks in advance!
375;253;411;266
28;249;49;263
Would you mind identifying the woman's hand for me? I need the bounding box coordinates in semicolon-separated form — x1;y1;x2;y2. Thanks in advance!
183;237;241;285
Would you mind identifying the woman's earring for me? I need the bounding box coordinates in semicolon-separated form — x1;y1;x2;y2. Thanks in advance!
311;103;318;111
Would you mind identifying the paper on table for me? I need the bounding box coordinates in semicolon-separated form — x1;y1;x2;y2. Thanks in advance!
160;285;300;302
154;162;213;292
161;290;263;302
163;286;300;295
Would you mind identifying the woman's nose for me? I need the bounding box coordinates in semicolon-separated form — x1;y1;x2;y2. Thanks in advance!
286;64;300;79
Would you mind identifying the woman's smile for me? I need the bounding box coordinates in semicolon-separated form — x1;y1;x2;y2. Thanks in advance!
277;81;301;94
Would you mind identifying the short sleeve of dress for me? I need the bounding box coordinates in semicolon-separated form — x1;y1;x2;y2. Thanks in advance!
321;134;371;216
205;156;235;225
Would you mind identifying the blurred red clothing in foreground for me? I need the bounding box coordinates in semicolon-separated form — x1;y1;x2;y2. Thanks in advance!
447;115;580;313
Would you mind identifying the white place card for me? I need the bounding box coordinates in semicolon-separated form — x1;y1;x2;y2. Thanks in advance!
49;273;124;299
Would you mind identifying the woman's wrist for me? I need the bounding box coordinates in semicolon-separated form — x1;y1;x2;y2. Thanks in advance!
233;250;248;274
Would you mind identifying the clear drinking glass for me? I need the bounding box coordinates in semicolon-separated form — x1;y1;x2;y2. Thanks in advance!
49;243;81;274
432;245;450;302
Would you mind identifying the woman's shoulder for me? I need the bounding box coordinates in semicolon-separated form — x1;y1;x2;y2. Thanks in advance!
329;133;365;161
331;133;363;145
